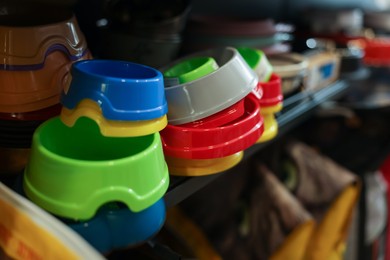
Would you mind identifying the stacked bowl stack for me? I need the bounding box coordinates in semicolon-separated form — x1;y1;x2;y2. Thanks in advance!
98;0;192;68
350;38;390;67
302;8;363;36
22;60;170;253
294;8;365;48
0;4;91;177
160;47;263;176
268;53;308;96
237;47;284;143
364;11;390;35
181;15;293;56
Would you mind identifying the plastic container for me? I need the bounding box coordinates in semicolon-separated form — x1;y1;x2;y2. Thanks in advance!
160;94;263;159
161;47;258;125
237;47;273;82
185;33;291;49
302;8;363;35
257;73;284;107
61;60;168;121
60;99;168;137
106;0;191;35
269;53;308;95
238;47;282;143
185;16;278;36
23;117;169;220
66;199;166;253
0;5;88;67
13;175;166;254
163;55;245;128
100;32;182;68
364;11;390;32
0;51;91;113
164;56;219;84
351;38;390;66
253;73;283;143
262;43;292;56
165;151;243;176
180;99;245;128
0;4;90;113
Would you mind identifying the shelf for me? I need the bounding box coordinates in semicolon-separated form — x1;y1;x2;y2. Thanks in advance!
164;79;350;207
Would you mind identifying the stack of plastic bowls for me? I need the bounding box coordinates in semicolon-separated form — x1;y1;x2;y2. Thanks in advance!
60;60;168;136
364;11;390;34
350;38;390;67
238;47;284;143
160;47;263;176
268;53;308;96
97;0;192;68
0;4;91;177
301;8;363;36
181;15;293;56
23;60;169;253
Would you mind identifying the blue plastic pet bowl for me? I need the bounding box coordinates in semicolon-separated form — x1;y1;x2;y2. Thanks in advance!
61;59;168;121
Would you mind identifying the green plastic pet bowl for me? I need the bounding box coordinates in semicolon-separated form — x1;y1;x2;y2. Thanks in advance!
23;116;169;220
237;47;273;82
163;56;219;84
